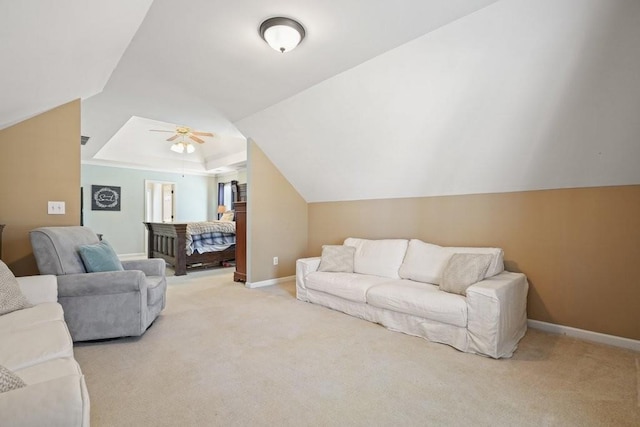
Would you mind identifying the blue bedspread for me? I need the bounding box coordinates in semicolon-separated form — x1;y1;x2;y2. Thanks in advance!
189;232;235;255
186;221;236;256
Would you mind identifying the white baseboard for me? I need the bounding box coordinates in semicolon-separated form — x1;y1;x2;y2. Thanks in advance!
528;319;640;352
117;253;147;261
246;275;296;289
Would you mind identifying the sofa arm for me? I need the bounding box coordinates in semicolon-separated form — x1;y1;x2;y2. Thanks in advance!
16;275;58;305
465;271;529;359
0;374;90;427
121;258;165;277
296;257;320;290
295;257;321;301
57;270;146;298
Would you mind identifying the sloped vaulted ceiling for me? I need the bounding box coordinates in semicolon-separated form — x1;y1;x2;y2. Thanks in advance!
6;0;638;191
0;0;153;129
237;0;640;203
81;0;502;174
2;0;502;175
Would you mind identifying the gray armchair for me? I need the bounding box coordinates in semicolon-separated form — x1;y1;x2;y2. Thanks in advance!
30;226;167;342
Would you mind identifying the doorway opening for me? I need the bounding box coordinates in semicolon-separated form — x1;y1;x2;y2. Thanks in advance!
144;180;176;255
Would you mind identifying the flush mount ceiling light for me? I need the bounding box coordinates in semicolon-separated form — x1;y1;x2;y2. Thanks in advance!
259;17;305;53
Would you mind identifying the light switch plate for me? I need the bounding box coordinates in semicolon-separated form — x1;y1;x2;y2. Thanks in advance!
48;201;66;215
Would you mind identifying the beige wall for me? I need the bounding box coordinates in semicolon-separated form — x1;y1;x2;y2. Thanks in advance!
0;100;81;275
247;140;307;283
308;185;640;341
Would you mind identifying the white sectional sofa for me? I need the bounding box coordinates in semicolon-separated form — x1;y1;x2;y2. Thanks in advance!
0;274;90;426
296;238;529;359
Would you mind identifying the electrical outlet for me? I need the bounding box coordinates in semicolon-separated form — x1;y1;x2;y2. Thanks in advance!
47;201;66;215
273;257;278;266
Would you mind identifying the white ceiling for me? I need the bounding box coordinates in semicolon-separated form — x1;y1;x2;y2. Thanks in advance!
89;116;247;175
1;0;500;175
237;0;640;202
0;0;153;129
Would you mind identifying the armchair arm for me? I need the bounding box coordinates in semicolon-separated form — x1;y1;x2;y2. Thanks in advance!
57;270;146;298
16;275;58;305
121;258;165;276
295;257;321;301
466;271;529;358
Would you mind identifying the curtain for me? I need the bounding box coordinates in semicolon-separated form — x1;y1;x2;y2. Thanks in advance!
217;182;224;219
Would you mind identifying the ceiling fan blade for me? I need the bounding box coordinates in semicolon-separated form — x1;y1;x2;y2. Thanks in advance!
191;131;214;137
189;135;205;144
149;129;175;133
167;135;179;142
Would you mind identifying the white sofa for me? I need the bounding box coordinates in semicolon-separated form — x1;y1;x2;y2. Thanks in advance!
296;238;529;359
0;275;90;426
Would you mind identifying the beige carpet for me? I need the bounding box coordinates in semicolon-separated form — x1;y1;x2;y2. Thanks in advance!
74;268;640;426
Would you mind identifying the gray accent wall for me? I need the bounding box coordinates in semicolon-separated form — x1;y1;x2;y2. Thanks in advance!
81;164;215;255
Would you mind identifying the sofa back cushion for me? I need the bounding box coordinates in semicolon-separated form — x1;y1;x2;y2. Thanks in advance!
399;239;504;285
343;238;408;279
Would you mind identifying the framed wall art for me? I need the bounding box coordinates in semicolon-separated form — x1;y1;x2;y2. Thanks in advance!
91;185;121;211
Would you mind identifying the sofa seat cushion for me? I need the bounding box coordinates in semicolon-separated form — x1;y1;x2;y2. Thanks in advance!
0;302;64;334
146;276;166;305
366;280;468;328
0;320;73;371
306;272;392;303
15;357;83;385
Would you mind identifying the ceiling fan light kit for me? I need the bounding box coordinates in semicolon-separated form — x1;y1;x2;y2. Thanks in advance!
150;126;214;154
170;141;196;154
259;17;305;53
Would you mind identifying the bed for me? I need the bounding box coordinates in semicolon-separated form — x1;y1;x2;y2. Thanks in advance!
144;221;236;275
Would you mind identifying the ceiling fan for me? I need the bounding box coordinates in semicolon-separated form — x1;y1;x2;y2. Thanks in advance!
150;126;214;144
150;126;214;154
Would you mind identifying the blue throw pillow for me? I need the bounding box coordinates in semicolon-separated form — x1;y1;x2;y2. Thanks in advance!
78;240;124;273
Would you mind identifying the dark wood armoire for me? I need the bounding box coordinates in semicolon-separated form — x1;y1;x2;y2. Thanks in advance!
233;202;246;282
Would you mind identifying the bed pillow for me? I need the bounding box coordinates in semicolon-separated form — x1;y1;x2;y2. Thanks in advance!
220;211;234;221
0;364;26;393
78;240;124;273
440;253;493;296
0;260;32;315
318;245;356;273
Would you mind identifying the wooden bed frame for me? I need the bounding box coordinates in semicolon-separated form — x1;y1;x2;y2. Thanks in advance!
144;222;236;276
